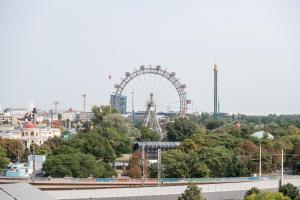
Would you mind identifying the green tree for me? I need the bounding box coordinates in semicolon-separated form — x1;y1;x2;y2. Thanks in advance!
279;183;300;200
43;153;116;178
160;150;210;178
92;105;118;125
137;127;160;142
68;132;116;162
166;118;201;141
226;155;250;177
178;185;205;200
35;144;52;156
244;187;261;199
198;146;232;177
0;139;24;161
102;127;132;156
0;146;9;172
162;149;189;178
245;191;290;200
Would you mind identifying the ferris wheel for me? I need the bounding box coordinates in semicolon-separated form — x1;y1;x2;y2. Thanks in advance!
113;65;190;116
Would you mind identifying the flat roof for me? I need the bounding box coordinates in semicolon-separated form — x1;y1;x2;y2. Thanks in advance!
0;183;57;200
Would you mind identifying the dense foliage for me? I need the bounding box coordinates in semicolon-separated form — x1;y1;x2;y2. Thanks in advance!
279;183;300;200
40;105;142;178
149;114;300;178
178;185;205;200
244;191;290;200
0;146;9;172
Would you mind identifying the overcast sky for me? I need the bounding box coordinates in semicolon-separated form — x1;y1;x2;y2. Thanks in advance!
0;0;299;114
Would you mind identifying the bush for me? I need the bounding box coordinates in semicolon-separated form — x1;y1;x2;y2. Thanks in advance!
279;183;300;200
178;185;205;200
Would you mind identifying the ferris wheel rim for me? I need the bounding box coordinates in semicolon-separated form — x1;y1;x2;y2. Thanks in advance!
114;65;188;116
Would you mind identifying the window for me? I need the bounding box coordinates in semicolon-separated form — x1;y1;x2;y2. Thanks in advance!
30;131;34;136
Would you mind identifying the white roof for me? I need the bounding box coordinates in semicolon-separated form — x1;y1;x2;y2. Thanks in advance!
251;131;274;140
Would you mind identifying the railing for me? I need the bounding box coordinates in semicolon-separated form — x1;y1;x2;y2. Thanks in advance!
30;176;280;183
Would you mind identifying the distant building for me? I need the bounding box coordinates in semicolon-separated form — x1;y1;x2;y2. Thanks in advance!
0;124;14;133
110;94;127;114
62;108;79;121
0;112;12;125
0;131;20;140
20;122;61;148
3;108;27;120
79;111;93;122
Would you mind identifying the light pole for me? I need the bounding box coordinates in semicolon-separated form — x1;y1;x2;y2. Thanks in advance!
131;92;135;127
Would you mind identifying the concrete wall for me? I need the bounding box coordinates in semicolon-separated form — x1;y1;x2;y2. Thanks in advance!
46;178;300;200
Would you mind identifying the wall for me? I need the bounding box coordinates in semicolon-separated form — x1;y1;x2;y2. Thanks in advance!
45;178;300;200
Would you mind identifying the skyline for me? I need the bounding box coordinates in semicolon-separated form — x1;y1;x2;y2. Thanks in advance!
1;0;299;114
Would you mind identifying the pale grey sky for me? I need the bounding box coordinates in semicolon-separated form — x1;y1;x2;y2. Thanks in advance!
0;0;299;114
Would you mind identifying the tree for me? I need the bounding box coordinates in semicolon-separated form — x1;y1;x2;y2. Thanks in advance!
137;127;160;142
226;155;250;177
43;153;116;178
0;146;9;172
44;136;63;151
279;183;300;200
244;187;261;199
162;149;189;178
102;127;132;156
0;139;24;161
125;151;149;178
92;105;118;126
166;118;201;141
68;132;116;162
178;185;205;200
35;144;52;156
198;146;232;177
244;191;290;200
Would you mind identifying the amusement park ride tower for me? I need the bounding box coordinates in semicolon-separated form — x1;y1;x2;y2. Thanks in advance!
214;64;218;119
142;93;163;139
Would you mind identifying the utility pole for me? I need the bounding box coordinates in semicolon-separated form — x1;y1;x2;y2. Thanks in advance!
141;143;145;186
131;92;134;127
281;149;284;185
157;148;161;186
259;145;262;177
31;145;36;183
82;94;87;122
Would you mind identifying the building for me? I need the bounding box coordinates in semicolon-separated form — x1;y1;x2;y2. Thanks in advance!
0;113;12;125
0;131;20;140
79;111;93;122
5;162;32;178
20;122;61;148
62;108;79;121
133;142;181;160
28;155;46;175
5;155;46;178
0;125;15;133
110;94;127;114
3;108;27;120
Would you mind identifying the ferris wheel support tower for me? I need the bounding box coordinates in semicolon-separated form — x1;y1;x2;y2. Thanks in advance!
142;93;163;139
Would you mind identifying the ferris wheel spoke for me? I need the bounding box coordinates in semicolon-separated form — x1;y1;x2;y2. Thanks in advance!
114;66;188;115
155;88;179;104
